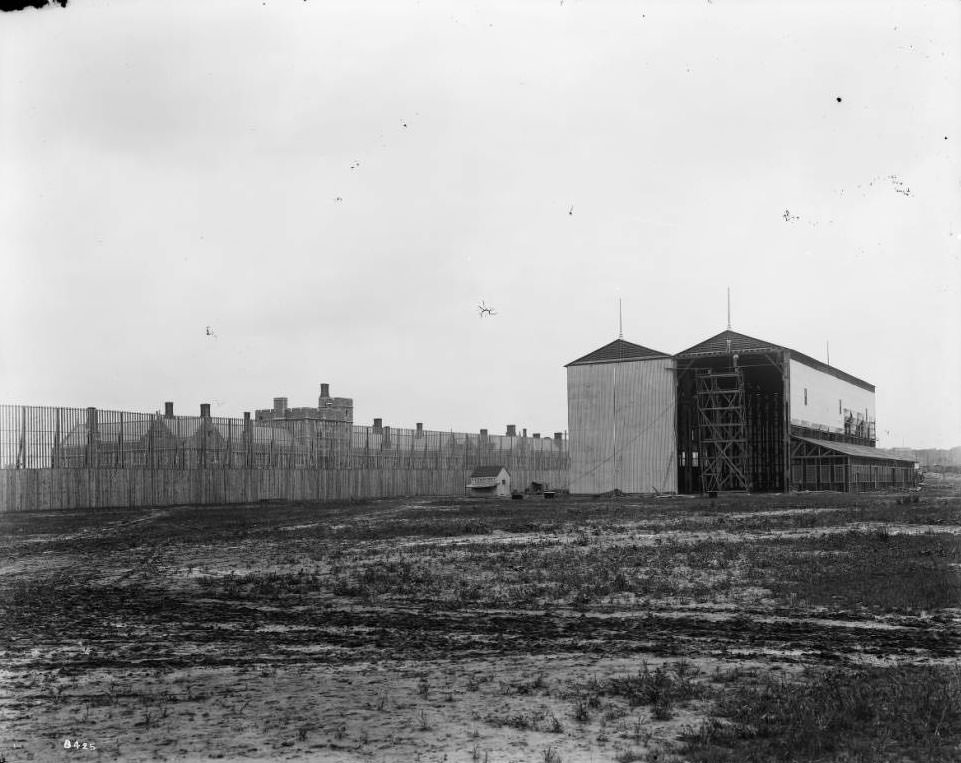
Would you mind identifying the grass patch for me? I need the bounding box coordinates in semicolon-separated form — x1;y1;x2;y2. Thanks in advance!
570;661;705;722
683;664;961;762
755;531;961;613
605;660;703;712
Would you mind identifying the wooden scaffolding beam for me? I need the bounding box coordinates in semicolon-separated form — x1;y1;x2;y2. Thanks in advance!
696;370;749;492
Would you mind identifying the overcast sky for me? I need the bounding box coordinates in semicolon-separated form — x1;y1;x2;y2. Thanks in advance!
1;0;959;448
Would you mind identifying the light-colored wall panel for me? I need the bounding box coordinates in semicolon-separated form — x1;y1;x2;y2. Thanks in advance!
789;359;875;432
567;358;676;494
614;358;677;494
567;364;616;494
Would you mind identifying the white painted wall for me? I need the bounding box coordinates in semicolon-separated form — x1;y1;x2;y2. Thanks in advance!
567;358;676;494
467;467;511;497
789;358;875;433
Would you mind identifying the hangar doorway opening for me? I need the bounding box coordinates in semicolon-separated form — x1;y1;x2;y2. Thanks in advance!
676;352;787;494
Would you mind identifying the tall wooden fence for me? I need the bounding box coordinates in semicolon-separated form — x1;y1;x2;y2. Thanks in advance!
0;405;569;512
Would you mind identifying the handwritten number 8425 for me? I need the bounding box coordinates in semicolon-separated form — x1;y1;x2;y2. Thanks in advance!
63;739;96;750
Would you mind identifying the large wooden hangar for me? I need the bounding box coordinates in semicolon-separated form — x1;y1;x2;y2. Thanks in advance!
566;329;917;495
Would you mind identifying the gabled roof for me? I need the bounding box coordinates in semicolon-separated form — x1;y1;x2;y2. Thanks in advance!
470;465;508;478
59;418;171;448
794;436;916;463
565;338;671;367
227;422;294;446
677;330;874;392
59;418;294;448
676;329;786;358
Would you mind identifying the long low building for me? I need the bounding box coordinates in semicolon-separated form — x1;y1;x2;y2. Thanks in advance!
567;329;917;495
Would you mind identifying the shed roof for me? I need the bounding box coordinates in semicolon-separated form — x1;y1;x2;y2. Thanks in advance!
794;436;916;463
565;338;671;367
469;465;508;478
677;330;874;392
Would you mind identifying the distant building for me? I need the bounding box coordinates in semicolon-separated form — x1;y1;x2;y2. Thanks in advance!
467;465;511;497
54;403;294;468
255;383;353;424
566;329;917;494
674;329;901;493
253;383;353;459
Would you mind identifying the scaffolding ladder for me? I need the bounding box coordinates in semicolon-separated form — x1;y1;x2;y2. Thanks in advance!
696;370;749;492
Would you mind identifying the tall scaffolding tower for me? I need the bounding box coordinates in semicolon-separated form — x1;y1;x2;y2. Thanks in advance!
696;369;749;492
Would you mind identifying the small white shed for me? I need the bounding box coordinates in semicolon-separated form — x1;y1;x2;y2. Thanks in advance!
467;465;511;497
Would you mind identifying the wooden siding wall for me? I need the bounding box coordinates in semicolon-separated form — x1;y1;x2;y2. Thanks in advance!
614;360;677;494
790;461;916;492
568;358;676;495
568;364;616;494
0;466;570;513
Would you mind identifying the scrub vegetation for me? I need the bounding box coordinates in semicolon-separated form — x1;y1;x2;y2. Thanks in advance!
1;479;959;761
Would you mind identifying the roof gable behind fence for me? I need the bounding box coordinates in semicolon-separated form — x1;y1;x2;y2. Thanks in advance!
58;418;294;448
565;339;671;367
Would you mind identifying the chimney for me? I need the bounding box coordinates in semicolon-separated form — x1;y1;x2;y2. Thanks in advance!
480;428;488;438
506;424;516;437
373;418;383;431
200;403;211;418
320;383;330;398
273;397;288;416
554;432;563;441
416;422;423;437
164;401;174;418
522;428;527;438
533;433;540;439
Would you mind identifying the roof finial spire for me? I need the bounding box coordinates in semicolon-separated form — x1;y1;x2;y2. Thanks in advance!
726;287;731;330
618;298;623;339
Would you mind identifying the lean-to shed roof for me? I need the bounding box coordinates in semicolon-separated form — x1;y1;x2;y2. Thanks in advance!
794;436;916;463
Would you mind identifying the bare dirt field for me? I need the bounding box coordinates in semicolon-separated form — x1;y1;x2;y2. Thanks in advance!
2;481;960;762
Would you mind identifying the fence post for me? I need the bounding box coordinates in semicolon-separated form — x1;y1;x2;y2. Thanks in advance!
148;414;155;469
52;407;61;468
85;407;99;469
243;412;252;468
199;404;210;468
16;406;26;468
